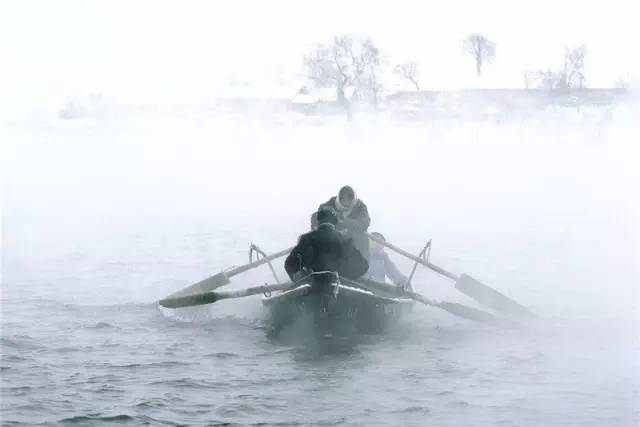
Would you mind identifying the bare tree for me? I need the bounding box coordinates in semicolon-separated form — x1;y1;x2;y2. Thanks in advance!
536;68;568;91
364;61;385;111
564;44;588;89
462;33;496;76
394;61;420;90
528;45;588;92
303;35;381;119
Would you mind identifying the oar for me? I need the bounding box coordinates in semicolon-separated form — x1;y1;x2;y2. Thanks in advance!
367;233;533;319
159;282;294;309
353;278;518;328
164;246;293;299
408;292;518;328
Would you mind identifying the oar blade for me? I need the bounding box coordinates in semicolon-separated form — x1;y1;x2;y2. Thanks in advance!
159;292;220;309
455;274;533;319
159;282;294;309
437;301;518;328
164;272;231;300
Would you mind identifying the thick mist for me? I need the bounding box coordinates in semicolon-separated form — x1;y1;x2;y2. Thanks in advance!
3;1;640;422
4;110;639;313
2;107;640;425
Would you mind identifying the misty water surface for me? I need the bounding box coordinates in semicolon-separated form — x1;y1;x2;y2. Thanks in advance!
2;111;639;425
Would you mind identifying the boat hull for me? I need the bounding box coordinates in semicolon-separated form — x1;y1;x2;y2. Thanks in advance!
262;282;413;336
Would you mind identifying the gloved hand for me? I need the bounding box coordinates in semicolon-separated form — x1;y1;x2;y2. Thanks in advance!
293;268;311;283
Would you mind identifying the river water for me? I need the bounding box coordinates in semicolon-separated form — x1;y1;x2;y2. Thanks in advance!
2;112;639;425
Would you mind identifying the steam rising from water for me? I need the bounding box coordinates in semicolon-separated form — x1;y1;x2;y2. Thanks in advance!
4;110;639;312
2;107;639;425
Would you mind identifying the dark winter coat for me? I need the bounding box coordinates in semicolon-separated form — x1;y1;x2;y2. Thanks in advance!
318;196;370;233
311;197;371;259
284;223;369;282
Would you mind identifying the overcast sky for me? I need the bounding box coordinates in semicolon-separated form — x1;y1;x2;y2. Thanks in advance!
2;0;639;108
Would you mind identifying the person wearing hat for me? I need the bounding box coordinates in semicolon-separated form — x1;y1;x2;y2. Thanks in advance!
367;232;411;290
311;185;371;260
286;206;369;285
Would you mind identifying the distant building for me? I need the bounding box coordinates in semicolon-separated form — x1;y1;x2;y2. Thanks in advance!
385;88;630;121
291;86;358;114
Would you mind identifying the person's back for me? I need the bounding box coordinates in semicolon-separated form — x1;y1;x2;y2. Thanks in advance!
286;208;368;284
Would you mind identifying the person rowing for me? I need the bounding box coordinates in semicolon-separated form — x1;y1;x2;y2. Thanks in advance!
310;185;371;260
367;232;412;291
286;206;369;288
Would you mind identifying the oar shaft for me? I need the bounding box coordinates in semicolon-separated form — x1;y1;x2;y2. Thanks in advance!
368;233;458;281
368;233;532;319
400;289;516;328
227;247;293;278
216;282;294;299
164;246;294;299
348;277;516;328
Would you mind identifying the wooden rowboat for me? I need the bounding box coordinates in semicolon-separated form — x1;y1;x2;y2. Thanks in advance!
158;240;528;331
261;273;413;336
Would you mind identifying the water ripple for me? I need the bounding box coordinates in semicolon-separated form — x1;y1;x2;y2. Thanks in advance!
390;405;432;415
203;352;241;360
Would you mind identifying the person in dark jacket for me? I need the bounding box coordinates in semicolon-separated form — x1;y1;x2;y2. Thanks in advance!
286;207;369;286
367;232;412;291
310;186;371;260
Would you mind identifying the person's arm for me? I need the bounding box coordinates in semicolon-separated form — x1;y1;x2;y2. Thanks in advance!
341;238;369;279
285;235;310;281
284;247;301;282
318;198;335;212
383;253;409;288
343;202;371;232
